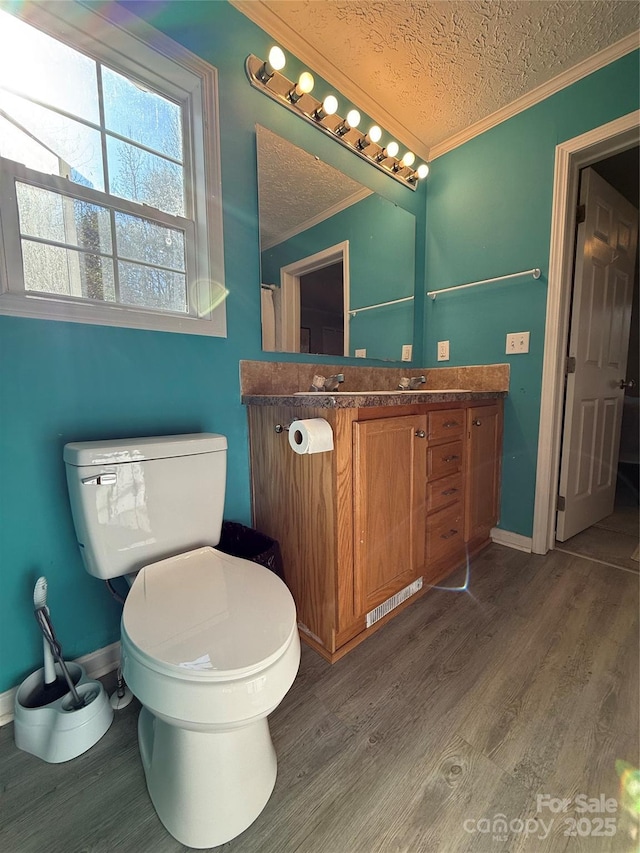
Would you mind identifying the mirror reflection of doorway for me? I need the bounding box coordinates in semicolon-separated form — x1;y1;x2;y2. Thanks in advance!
280;241;350;355
299;261;344;356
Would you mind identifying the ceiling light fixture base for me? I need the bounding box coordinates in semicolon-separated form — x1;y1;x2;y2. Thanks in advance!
246;54;422;190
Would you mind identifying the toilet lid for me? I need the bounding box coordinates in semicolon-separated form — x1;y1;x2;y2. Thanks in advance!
121;546;297;679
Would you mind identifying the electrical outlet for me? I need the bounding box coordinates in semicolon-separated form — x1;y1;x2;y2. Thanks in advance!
355;348;367;358
401;344;412;361
437;340;450;361
506;331;530;354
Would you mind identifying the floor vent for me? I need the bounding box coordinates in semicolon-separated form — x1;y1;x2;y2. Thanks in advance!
366;577;423;628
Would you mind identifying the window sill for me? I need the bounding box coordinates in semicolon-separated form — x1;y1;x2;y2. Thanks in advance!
0;291;227;337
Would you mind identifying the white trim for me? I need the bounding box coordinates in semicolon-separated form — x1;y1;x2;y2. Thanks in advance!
280;240;350;355
490;528;533;553
532;111;640;555
430;33;639;160
0;641;120;727
261;187;372;251
230;0;638;163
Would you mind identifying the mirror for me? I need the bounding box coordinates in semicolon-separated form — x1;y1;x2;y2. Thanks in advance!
257;126;416;361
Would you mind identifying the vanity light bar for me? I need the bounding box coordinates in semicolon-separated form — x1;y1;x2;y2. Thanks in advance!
245;52;429;190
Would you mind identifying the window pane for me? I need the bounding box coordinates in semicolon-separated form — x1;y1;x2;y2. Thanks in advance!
118;261;187;312
0;90;104;189
0;10;99;124
107;136;184;216
17;184;112;254
22;240;115;301
115;213;185;272
0;115;60;174
102;66;182;161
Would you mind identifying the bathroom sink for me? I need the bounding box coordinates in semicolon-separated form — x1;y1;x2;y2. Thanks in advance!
294;389;471;395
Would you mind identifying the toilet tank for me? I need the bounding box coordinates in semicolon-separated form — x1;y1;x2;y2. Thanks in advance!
64;434;227;580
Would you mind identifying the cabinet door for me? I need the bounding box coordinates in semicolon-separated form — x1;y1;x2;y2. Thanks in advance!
353;415;426;617
465;403;502;544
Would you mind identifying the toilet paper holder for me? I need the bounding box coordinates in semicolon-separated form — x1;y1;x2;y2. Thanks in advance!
274;424;290;433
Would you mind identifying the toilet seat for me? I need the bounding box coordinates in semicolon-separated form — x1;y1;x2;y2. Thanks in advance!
122;546;297;681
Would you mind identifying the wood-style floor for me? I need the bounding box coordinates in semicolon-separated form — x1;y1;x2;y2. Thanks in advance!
1;531;638;852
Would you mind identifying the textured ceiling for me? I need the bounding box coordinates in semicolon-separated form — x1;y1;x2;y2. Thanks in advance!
257;125;371;249
236;0;639;158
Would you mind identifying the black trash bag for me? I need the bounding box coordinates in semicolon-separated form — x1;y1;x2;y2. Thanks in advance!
217;521;285;581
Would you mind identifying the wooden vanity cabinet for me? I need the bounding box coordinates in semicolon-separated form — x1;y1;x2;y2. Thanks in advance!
424;408;466;584
247;398;502;663
352;414;426;619
465;403;503;552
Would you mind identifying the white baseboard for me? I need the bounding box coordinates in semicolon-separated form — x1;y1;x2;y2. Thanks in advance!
0;641;121;727
491;528;533;553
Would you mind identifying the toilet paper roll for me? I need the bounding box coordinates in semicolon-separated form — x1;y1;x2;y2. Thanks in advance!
288;418;334;455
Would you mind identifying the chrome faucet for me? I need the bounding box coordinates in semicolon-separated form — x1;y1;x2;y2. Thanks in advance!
310;373;344;392
398;375;426;390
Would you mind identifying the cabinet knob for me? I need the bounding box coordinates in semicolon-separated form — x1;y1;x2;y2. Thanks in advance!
472;419;482;426
440;528;459;540
415;429;426;438
443;454;460;462
443;421;459;429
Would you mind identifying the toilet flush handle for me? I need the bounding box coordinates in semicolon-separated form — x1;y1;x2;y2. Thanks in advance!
82;473;117;485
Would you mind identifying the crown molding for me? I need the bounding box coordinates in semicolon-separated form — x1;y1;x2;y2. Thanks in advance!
262;187;372;251
229;0;429;162
424;31;639;160
231;0;639;163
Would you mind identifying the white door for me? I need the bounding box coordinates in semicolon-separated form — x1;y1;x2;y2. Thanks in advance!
557;167;638;541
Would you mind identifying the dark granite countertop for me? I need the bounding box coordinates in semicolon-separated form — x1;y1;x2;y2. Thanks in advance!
242;390;507;408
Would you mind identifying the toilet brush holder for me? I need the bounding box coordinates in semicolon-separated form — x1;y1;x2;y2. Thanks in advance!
14;662;113;763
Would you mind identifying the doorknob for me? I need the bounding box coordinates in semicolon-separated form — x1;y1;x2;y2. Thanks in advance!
619;379;636;389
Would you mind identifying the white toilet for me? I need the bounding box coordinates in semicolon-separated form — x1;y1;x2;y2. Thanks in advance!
63;433;300;849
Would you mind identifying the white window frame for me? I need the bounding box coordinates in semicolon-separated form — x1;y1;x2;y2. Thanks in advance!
0;1;226;337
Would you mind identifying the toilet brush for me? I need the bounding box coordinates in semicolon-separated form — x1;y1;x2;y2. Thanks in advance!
33;577;86;710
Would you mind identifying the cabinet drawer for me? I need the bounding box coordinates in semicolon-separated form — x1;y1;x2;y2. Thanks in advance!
426;502;464;566
427;473;463;513
427;440;463;480
428;409;464;441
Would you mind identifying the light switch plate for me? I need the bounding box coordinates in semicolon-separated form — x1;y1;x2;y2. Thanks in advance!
401;344;412;361
506;331;530;354
437;340;450;361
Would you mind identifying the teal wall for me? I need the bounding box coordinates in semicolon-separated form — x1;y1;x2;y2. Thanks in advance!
1;0;637;695
0;0;425;694
424;50;639;537
261;193;415;360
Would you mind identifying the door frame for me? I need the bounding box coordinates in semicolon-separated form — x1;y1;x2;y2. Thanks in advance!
532;110;639;554
280;241;350;355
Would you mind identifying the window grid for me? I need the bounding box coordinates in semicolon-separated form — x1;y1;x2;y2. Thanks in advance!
0;2;225;337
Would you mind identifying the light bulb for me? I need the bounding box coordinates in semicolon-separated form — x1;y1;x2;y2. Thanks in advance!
258;46;286;83
267;45;285;72
288;71;315;103
346;109;361;129
323;95;338;116
386;141;399;159
314;94;339;121
357;123;383;150
297;71;314;94
416;163;429;179
401;151;415;168
337;108;361;136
